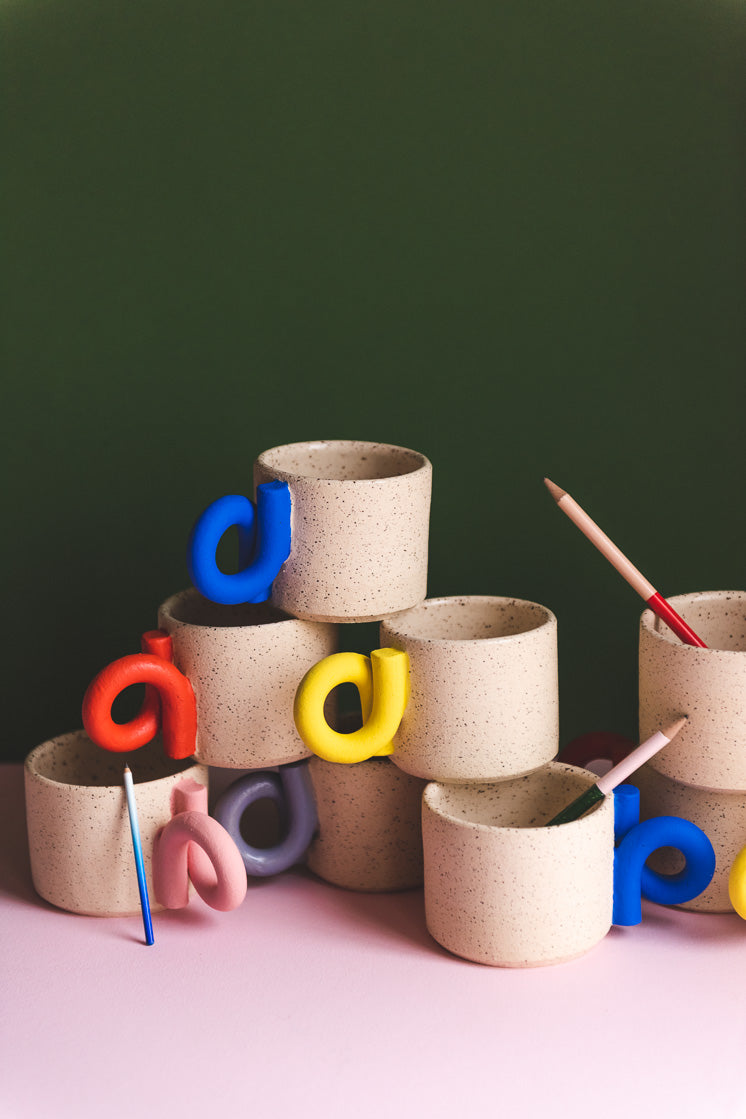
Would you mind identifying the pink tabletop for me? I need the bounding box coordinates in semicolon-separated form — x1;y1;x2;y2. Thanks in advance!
2;763;745;1119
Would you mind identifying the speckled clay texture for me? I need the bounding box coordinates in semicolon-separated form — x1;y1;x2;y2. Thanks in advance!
158;588;339;768
380;596;559;782
422;763;614;967
253;440;432;623
639;590;746;788
635;763;746;912
307;756;426;891
24;731;206;916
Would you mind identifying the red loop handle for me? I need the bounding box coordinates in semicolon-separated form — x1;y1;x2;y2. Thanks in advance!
136;630;173;735
560;731;636;770
141;630;173;660
82;650;197;759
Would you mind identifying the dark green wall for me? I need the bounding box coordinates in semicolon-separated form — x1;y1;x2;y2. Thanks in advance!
4;0;744;762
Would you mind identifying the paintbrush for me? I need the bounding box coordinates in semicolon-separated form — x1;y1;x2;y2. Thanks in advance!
547;716;688;826
544;478;706;647
123;765;155;945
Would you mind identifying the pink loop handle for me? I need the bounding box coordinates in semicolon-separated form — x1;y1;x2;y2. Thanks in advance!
82;633;197;759
153;811;247;912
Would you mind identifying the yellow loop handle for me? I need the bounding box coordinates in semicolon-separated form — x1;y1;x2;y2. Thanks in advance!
728;845;746;919
293;648;409;764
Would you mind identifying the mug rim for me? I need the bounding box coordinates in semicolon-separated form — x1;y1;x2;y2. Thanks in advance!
255;439;431;484
159;587;302;630
641;589;746;655
382;594;556;645
24;730;203;791
423;762;608;835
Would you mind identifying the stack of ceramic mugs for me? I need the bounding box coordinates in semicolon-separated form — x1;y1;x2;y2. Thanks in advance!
26;440;726;968
636;590;746;914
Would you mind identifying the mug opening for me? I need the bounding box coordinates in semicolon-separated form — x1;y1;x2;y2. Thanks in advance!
257;440;428;482
425;765;599;830
163;589;292;629
645;590;746;652
26;732;197;788
384;596;552;642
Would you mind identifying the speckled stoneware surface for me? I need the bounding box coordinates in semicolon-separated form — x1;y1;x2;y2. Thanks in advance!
158;588;339;768
307;756;426;891
380;596;559;782
422;763;614;967
639;590;746;789
253;440;432;623
24;731;206;916
635;762;746;912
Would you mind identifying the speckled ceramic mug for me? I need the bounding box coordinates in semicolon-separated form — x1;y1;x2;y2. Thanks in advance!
24;731;206;916
158;588;339;768
639;590;746;789
380;595;559;782
635;762;746;913
253;440;432;623
422;763;615;967
306;755;427;891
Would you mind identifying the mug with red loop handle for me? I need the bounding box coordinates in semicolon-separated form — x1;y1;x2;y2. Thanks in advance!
82;630;197;760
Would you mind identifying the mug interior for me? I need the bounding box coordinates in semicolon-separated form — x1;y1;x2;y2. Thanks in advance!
163;588;292;628
384;596;552;642
257;440;428;481
26;732;196;788
425;764;597;829
645;591;746;653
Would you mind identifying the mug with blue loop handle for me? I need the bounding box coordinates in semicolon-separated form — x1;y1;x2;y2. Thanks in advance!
612;783;716;926
187;481;292;606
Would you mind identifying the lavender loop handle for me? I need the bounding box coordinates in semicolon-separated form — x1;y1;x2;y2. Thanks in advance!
213;760;318;877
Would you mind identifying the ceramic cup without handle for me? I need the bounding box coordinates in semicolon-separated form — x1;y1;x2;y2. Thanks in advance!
252;439;432;623
422;763;615;967
635;763;745;913
158;588;339;768
24;731;206;916
380;595;559;782
306;755;427;892
639;590;746;789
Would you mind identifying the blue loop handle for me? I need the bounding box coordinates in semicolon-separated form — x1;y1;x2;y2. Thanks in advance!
612;784;716;926
187;481;291;605
213;760;318;877
612;783;640;841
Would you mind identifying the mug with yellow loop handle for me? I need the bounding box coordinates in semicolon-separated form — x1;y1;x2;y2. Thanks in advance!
293;648;410;765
